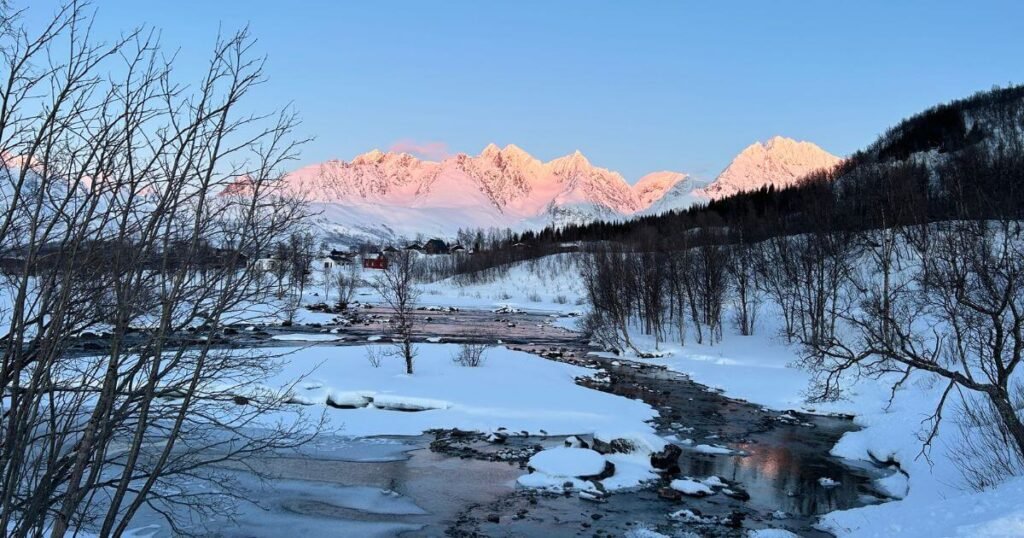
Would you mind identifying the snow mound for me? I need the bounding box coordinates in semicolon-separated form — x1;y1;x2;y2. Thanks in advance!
326;391;372;408
670;478;714;496
747;530;801;538
593;430;667;455
528;448;607;478
371;395;450;412
691;443;737;455
271;333;342;342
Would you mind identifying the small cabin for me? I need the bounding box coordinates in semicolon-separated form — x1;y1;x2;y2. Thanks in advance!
315;256;336;270
329;249;354;265
362;253;388;270
424;238;448;255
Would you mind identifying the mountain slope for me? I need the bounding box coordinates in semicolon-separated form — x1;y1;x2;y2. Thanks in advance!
279;145;655;244
640;175;710;215
633;171;689;207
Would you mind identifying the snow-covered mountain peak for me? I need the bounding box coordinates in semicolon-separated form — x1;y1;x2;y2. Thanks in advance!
697;136;841;199
480;143;501;158
272;136;837;244
632;171;689;207
548;149;592;172
352;149;386;164
276;144;666;243
475;143;542;168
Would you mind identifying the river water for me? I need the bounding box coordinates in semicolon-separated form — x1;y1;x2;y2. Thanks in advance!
109;307;892;537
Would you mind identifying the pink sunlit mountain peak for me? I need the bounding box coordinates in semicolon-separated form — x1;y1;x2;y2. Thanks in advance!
271;137;837;243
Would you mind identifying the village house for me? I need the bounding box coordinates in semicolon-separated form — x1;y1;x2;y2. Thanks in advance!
424;238;448;255
314;255;336;271
362;252;389;270
329;249;355;265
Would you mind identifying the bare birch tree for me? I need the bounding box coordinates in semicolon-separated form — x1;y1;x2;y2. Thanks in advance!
370;250;419;374
0;3;317;536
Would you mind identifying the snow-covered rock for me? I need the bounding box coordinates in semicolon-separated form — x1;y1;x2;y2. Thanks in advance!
518;446;660;493
592;431;667;455
371;395;450;412
271;333;342;342
817;477;840;488
691;443;737;455
325;391;372;408
669;478;714;497
747;530;801;538
527;447;609;479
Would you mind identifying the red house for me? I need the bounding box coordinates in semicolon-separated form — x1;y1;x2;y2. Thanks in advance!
362;253;389;270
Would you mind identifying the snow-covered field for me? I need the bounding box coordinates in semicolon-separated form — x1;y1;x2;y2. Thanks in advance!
264;343;655;438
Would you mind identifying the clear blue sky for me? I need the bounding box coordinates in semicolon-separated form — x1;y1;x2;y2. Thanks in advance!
26;1;1024;182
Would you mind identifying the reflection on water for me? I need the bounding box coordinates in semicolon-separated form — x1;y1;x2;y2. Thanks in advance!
680;433;882;516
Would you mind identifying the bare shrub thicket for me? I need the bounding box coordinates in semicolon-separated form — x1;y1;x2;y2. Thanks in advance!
365;345;385;368
452;342;490;367
0;4;316;536
581;237;730;352
334;262;360;308
950;392;1024;491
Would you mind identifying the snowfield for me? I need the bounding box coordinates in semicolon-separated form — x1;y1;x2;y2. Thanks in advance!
264;343;657;438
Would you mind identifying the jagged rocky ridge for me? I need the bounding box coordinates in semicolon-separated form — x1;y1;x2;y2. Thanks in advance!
274;138;839;243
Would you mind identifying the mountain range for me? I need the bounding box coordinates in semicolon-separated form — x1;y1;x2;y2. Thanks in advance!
275;136;840;244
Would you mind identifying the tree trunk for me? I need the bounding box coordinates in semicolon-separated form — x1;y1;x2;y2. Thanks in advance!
989;391;1024;459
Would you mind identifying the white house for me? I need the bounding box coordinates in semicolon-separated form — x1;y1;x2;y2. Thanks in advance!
314;256;336;271
254;258;282;272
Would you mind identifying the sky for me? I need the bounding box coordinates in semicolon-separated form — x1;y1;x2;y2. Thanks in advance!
23;1;1024;182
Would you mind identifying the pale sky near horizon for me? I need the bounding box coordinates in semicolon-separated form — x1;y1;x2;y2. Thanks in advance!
23;1;1024;182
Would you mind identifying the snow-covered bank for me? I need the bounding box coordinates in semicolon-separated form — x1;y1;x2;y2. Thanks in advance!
265;343;656;438
819;475;1024;537
419;253;587;312
597;309;1024;537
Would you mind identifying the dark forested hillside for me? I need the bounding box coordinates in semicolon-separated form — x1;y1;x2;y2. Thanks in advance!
473;84;1024;262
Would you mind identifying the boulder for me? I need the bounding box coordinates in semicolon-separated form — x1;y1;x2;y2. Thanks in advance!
564;435;589;449
592;437;637;454
650;443;683;471
581;460;616;481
